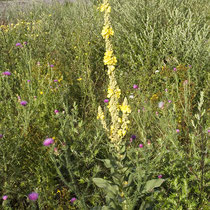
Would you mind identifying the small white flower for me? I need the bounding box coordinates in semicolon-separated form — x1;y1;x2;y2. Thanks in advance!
155;70;159;73
129;94;134;99
158;101;164;109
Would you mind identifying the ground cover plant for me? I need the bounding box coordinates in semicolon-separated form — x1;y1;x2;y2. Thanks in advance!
0;0;209;209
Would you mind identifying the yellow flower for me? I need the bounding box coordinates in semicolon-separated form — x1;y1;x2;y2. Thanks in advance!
107;87;114;98
40;91;43;95
104;51;117;66
100;3;111;12
120;104;131;114
101;25;114;39
77;78;82;81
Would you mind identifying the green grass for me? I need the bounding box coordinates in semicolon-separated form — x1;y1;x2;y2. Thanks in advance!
0;0;209;209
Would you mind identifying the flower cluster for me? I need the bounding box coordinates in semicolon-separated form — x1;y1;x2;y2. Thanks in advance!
97;0;131;146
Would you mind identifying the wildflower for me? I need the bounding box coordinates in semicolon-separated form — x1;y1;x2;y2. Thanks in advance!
131;135;136;140
147;140;151;145
101;25;114;39
50;64;54;68
2;195;8;200
208;130;210;133
20;101;28;106
2;71;11;76
54;147;59;155
183;80;188;85
43;138;54;146
138;109;140;113
158;175;162;179
77;78;82;81
168;100;172;103
40;91;43;95
37;62;40;66
129;94;134;99
173;68;177;71
139;144;143;148
158;101;164;109
53;79;58;82
189;65;192;68
70;197;77;203
176;129;180;133
54;110;59;114
0;134;3;138
156;111;159;116
133;84;138;89
23;42;27;45
120;104;131;114
28;192;38;201
103;50;117;65
104;99;109;103
155;70;159;73
27;80;31;82
165;89;168;92
16;43;22;47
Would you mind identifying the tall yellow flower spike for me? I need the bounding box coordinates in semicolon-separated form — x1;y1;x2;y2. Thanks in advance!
97;0;131;148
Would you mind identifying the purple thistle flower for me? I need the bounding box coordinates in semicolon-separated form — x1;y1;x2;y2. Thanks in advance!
23;41;27;45
168;100;172;103
173;68;177;71
53;79;58;82
20;101;28;106
189;65;192;68
176;129;180;133
43;138;54;146
70;197;77;203
0;134;3;138
104;99;109;103
139;144;143;148
2;71;11;76
133;84;138;89
2;195;8;200
158;175;162;179
165;88;168;92
54;110;59;114
28;192;38;201
131;135;136;140
50;64;54;68
208;130;210;133
16;43;22;47
27;80;31;82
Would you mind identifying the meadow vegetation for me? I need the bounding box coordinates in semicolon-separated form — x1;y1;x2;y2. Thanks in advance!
0;0;209;209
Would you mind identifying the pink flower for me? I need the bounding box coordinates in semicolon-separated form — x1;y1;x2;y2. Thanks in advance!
20;101;28;106
133;84;138;89
139;144;143;148
2;71;11;76
2;195;8;200
168;100;172;103
165;89;168;92
70;197;77;203
0;134;3;138
43;138;54;146
158;175;162;179
104;99;109;103
28;192;38;201
54;110;59;114
176;129;180;133
147;140;151;146
173;68;177;71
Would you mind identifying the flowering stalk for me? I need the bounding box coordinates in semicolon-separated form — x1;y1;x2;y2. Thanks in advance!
98;0;131;150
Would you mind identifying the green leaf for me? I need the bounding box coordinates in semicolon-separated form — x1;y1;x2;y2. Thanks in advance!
143;179;164;193
103;159;112;169
93;178;111;189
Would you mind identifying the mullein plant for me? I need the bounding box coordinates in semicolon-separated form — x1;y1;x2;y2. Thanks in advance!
95;0;132;208
94;1;164;209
